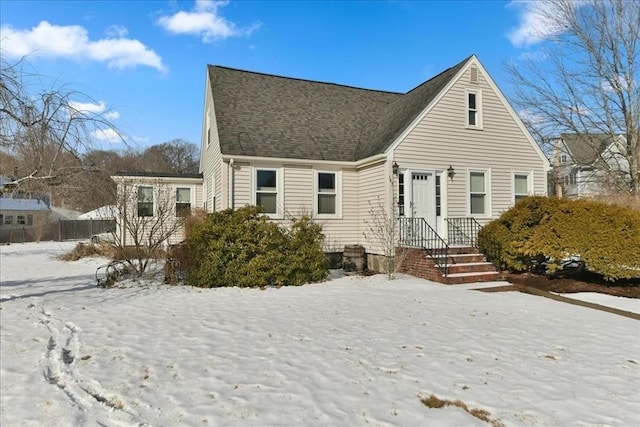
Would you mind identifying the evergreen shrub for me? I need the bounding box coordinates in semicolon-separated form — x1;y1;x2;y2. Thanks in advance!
184;206;328;287
477;196;640;281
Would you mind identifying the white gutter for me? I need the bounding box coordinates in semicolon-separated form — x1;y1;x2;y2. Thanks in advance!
221;153;386;170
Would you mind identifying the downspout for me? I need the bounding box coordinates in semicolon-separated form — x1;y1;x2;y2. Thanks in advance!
228;158;235;210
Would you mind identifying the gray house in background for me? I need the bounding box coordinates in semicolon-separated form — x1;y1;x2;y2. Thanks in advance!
115;55;550;282
551;133;630;198
0;197;50;229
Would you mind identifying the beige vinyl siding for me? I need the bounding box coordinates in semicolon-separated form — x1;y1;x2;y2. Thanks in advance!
232;162;252;208
115;177;203;246
357;161;387;254
284;165;313;215
320;167;360;250
393;65;547;222
200;74;224;212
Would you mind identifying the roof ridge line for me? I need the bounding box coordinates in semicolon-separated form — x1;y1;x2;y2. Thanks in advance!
208;64;402;95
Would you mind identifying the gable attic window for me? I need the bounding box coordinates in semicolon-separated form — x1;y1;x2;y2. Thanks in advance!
466;90;482;129
256;169;278;214
316;172;337;216
137;186;154;217
176;187;192;217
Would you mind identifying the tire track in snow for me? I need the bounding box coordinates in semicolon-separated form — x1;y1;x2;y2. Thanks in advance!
39;306;150;426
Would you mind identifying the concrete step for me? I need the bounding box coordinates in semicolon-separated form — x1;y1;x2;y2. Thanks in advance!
446;261;496;275
444;270;502;284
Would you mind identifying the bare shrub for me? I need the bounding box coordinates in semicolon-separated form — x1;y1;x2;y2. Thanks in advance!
363;197;407;280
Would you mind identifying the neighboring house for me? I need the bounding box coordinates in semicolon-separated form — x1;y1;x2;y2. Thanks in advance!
0;197;50;229
113;54;549;277
552;133;630;198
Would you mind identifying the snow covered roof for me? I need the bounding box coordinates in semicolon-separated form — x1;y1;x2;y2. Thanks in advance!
0;198;50;212
79;205;117;220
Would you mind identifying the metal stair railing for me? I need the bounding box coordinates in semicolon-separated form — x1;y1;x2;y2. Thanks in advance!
445;217;483;247
446;217;504;273
398;217;450;276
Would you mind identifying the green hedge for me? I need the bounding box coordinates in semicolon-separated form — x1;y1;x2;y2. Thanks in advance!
184;206;328;287
477;196;640;281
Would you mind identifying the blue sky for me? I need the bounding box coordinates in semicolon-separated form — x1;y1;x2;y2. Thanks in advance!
0;0;550;152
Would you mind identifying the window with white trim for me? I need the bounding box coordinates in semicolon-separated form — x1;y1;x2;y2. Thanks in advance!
256;169;278;214
17;215;26;225
316;172;336;215
5;215;13;225
514;174;529;203
137;186;154;217
466;90;482;128
469;171;486;215
176;187;192;217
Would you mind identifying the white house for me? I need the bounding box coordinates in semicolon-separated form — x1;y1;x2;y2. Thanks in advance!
113;55;550;282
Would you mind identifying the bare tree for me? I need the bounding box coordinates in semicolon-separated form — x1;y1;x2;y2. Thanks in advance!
363;196;406;280
507;0;639;196
114;181;185;276
140;139;200;174
0;56;124;198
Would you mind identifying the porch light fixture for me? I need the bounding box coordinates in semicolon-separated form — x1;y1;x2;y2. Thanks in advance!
447;165;456;180
392;161;399;175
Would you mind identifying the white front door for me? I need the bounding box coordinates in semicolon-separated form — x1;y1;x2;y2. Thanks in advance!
411;172;437;230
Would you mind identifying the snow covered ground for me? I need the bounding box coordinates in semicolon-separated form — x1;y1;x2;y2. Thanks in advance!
1;241;639;426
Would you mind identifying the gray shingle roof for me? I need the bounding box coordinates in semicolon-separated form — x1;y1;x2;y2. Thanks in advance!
0;198;50;212
561;133;613;166
208;56;471;162
113;171;203;179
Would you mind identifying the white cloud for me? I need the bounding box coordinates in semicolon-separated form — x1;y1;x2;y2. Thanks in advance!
507;1;568;48
0;21;166;72
104;111;120;120
68;100;107;114
68;100;120;120
105;25;128;38
157;0;259;42
91;127;122;144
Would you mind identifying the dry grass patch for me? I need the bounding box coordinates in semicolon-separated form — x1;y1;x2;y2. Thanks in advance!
420;394;505;427
58;242;116;261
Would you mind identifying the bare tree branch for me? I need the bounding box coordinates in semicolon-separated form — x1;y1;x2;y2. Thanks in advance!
507;0;639;196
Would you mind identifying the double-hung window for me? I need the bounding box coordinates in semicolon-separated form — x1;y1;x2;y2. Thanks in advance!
256;169;278;214
469;171;487;215
17;215;26;225
514;174;529;203
137;186;154;217
176;187;192;217
316;172;337;216
466;90;482;129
